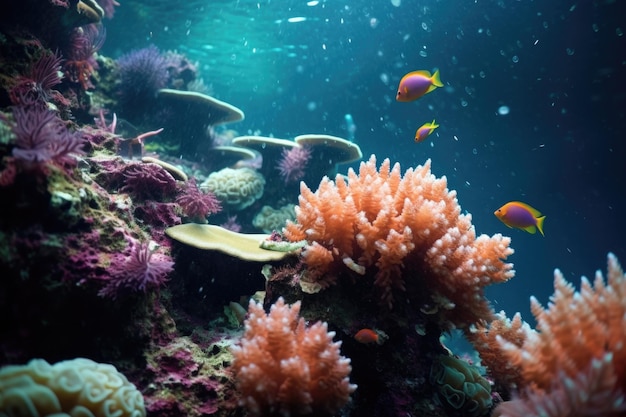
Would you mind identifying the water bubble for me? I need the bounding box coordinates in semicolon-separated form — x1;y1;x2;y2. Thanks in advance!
566;48;575;56
617;27;624;37
472;148;478;155
592;23;599;33
370;18;379;28
461;99;468;107
307;101;317;111
419;50;428;57
479;71;486;78
421;22;428;31
497;105;510;115
512;55;519;63
380;73;389;84
391;0;401;6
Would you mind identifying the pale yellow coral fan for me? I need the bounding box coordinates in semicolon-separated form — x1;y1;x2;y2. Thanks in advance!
284;155;514;325
230;298;356;417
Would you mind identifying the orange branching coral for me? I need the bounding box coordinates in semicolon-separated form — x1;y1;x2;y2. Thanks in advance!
493;353;626;417
467;311;528;390
472;253;626;416
230;298;356;416
284;155;514;324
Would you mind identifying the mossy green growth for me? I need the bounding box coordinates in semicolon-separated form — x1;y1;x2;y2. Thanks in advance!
430;354;492;417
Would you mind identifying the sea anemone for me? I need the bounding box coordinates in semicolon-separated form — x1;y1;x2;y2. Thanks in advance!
175;177;221;222
9;51;64;106
98;240;174;298
277;146;311;183
10;105;85;168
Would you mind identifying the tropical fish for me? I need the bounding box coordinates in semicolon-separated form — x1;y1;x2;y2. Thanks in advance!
396;69;443;102
415;119;439;143
494;201;546;236
354;328;386;345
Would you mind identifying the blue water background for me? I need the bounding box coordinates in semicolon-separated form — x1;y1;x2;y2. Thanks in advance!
102;0;626;323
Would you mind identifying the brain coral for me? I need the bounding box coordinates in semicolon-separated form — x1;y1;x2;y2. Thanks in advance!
201;167;265;210
252;204;295;233
0;358;145;417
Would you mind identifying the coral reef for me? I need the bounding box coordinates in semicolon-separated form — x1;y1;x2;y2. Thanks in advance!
470;253;626;416
284;155;514;327
231;298;356;416
201;167;265;211
0;357;145;417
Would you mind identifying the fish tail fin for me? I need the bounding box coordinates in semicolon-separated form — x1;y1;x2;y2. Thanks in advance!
536;215;546;236
431;69;443;87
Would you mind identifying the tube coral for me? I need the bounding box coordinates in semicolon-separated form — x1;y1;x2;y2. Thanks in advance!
230;298;356;416
284;155;514;326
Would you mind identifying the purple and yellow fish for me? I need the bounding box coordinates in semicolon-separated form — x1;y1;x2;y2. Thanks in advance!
494;201;546;236
415;119;439;143
396;69;443;102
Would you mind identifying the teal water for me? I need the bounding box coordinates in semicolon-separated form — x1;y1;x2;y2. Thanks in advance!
103;0;626;319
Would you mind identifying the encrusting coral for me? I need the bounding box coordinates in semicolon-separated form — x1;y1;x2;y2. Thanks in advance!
284;154;514;327
230;297;356;416
470;253;626;416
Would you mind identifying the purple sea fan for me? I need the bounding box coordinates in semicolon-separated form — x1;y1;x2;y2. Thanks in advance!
176;177;222;222
116;45;168;117
10;105;85;167
99;241;174;298
277;145;311;183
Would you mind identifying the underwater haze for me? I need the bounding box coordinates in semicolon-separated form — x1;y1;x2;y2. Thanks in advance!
103;0;626;321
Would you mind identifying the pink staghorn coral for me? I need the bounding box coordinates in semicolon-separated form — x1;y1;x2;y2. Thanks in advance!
231;297;356;416
284;155;514;326
276;145;311;183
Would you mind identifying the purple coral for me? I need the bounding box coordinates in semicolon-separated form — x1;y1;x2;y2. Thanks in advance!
276;145;312;183
10;52;63;106
116;45;169;116
121;163;177;200
99;241;174;298
10;105;85;167
175;178;221;221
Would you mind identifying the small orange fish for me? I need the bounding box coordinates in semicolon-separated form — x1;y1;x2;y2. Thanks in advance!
396;69;443;102
415;119;439;143
494;201;546;236
354;328;386;345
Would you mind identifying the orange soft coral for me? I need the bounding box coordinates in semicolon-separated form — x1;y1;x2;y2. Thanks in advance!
471;253;626;416
284;155;514;325
230;298;356;417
